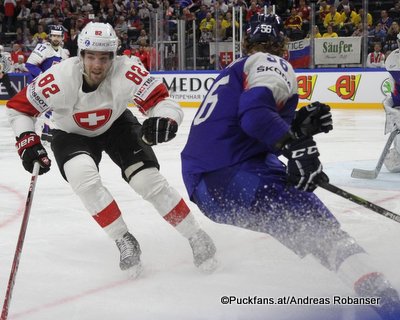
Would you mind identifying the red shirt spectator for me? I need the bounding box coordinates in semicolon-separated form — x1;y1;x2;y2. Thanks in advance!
134;46;150;70
246;1;261;22
10;43;24;64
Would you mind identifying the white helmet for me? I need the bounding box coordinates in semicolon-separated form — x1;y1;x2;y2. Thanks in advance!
78;22;118;56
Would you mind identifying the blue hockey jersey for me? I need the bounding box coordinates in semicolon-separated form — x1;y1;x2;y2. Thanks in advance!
181;52;299;198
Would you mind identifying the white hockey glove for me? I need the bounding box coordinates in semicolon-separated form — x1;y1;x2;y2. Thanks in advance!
141;117;178;146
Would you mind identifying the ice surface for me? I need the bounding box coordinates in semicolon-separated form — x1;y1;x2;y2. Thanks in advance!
0;107;399;320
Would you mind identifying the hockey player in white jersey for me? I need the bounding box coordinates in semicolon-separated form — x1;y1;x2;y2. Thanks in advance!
6;22;217;276
25;25;69;82
26;25;70;142
383;34;400;172
0;45;17;98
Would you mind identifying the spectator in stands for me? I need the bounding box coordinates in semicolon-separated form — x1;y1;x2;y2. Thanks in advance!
214;14;226;41
136;29;149;45
296;0;311;35
64;28;78;57
10;43;24;64
322;24;338;37
81;0;94;13
127;8;142;41
378;10;393;33
222;11;239;40
383;21;400;52
336;0;355;13
353;8;373;30
12;54;28;73
119;31;130;52
33;24;48;43
138;1;152;30
316;1;330;27
29;1;43;21
323;5;342;33
16;3;31;31
366;42;385;68
198;13;215;67
24;33;38;51
284;7;303;41
389;1;400;21
115;16;129;35
134;41;150;69
199;11;216;32
215;0;229;15
351;22;364;37
246;1;262;23
4;0;16;32
339;5;356;36
196;4;209;23
368;22;387;47
306;25;322;38
122;48;132;57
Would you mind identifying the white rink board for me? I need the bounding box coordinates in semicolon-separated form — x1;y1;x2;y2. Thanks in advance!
153;69;389;108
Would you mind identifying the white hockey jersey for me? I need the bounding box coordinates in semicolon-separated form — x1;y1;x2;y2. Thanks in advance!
25;42;69;79
7;56;183;137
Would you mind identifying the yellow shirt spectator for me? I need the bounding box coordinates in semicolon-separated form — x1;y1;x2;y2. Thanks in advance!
323;25;338;38
352;9;373;27
221;18;239;30
200;13;216;32
324;10;342;29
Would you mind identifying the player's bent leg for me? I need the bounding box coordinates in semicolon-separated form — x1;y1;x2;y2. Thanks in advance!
128;167;217;272
64;154;142;275
192;165;400;315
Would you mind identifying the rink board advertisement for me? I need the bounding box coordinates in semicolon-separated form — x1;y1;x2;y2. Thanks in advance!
154;69;390;109
1;70;390;109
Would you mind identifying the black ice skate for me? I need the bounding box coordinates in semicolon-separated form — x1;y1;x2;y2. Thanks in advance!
115;232;142;277
188;229;218;273
355;272;400;320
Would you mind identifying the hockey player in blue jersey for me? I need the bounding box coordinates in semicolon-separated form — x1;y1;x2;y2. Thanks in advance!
26;25;69;142
181;14;400;320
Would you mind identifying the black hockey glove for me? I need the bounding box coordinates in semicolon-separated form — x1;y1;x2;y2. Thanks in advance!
16;131;51;175
291;102;333;138
142;117;178;146
282;137;329;192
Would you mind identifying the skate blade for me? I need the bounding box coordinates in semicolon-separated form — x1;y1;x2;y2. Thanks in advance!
197;257;218;274
124;262;143;279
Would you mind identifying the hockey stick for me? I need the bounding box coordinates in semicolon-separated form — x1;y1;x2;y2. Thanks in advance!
1;162;40;320
351;129;400;179
318;180;400;224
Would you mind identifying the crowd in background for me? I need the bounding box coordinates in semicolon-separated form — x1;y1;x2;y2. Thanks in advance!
0;0;398;70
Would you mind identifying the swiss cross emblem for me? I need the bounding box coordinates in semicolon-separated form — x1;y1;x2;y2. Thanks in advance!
73;109;112;130
95;30;102;35
219;52;233;67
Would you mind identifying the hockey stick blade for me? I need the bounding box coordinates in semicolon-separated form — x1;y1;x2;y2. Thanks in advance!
1;162;40;320
351;168;378;179
351;129;400;180
318;181;400;224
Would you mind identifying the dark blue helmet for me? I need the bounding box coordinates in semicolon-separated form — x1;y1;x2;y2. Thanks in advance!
246;14;283;44
49;25;64;36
